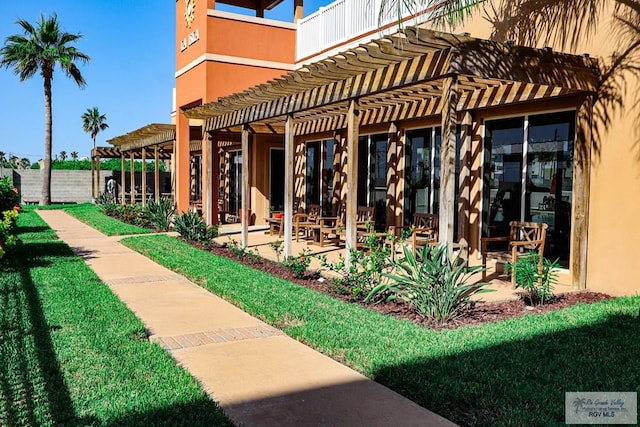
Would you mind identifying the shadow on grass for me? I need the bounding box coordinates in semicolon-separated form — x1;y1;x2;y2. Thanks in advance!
0;239;232;426
371;312;640;426
0;242;78;425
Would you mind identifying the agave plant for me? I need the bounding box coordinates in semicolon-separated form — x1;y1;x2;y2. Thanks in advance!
143;197;176;231
366;243;492;324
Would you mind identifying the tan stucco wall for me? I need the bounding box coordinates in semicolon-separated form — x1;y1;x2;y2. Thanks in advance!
441;3;640;295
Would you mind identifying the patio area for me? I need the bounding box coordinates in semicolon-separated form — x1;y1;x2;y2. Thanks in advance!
214;223;577;304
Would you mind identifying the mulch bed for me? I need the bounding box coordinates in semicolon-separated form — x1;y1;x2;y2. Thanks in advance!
198;240;612;330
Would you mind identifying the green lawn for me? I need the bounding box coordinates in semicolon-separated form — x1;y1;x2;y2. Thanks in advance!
63;203;153;236
0;210;232;426
123;234;640;427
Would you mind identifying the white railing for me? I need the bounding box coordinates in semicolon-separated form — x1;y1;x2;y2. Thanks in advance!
296;0;440;61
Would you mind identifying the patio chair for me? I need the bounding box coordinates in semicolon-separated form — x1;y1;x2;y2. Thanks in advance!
386;212;439;258
294;204;321;242
313;204;345;247
481;220;548;288
411;213;439;256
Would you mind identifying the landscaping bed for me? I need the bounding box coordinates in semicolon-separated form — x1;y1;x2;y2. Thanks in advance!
201;240;612;330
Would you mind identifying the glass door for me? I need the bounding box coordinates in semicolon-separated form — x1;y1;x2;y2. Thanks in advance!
228;151;242;216
483;117;525;238
526;111;574;266
270;149;285;212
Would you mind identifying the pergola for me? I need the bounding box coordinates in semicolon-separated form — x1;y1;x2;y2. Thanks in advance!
184;26;598;284
97;123;175;205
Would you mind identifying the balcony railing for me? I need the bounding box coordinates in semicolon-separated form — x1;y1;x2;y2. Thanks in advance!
296;0;441;61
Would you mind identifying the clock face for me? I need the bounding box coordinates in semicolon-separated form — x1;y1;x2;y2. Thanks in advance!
185;0;196;28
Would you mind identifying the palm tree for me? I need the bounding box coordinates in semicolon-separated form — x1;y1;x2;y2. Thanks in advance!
0;14;89;205
59;150;67;161
70;151;78;160
19;158;30;169
81;107;109;152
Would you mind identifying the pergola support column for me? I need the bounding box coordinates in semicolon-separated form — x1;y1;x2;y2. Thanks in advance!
141;149;147;207
458;111;472;261
120;155;126;205
387;122;400;229
241;126;250;247
571;95;593;289
154;147;160;202
96;156;101;198
284;115;295;258
204;132;214;226
439;76;458;249
130;152;135;204
90;153;95;199
345;99;360;266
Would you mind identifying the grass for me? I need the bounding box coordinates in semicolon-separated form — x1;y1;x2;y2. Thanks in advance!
123;234;640;427
63;203;153;236
0;210;232;426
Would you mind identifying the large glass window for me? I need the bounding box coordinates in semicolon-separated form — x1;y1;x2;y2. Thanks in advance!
228;150;242;215
305;142;321;206
527;111;574;265
358;133;388;229
270;149;285;211
404;127;441;224
305;139;336;216
483;117;525;238
483;111;575;267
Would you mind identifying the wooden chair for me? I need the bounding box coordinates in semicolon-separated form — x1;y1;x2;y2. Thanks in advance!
313;204;345;247
386;213;438;259
410;213;439;256
355;206;375;230
294;204;321;242
481;220;548;287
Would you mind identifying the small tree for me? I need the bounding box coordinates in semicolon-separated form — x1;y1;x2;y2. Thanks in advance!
81;107;108;152
59;150;67;161
70;151;78;160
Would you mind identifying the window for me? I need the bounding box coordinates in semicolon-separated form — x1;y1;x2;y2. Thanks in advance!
305;139;336;216
358;133;388;229
483;111;575;267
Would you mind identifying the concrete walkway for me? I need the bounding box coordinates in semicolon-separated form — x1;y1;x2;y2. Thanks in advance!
37;210;457;427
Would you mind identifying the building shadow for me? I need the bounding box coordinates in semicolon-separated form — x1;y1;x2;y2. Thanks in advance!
370;312;640;426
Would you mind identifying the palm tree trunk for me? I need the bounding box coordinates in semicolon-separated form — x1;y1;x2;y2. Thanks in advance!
41;75;52;205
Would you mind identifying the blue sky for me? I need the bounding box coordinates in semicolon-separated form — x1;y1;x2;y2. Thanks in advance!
0;0;328;163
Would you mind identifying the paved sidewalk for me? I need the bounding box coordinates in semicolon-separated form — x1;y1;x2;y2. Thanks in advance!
37;210;457;427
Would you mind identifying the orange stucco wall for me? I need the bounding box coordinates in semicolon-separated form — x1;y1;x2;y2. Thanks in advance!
208;16;295;64
174;0;295;212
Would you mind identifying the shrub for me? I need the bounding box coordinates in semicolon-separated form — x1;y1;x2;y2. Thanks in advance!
318;228;392;300
173;211;219;245
95;192;115;206
0;209;20;260
173;211;207;241
283;248;312;278
268;240;284;263
0;177;20;212
366;244;492;324
506;252;560;305
114;204;149;227
143;197;176;231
